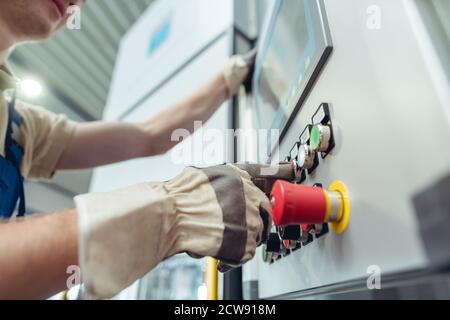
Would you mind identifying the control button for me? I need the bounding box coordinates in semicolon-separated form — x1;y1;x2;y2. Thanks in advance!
262;246;271;263
300;224;313;243
279;225;301;241
310;124;331;152
315;223;329;238
283;239;297;250
266;232;282;254
313;223;323;235
263;232;283;263
270;181;328;226
270;180;351;234
298;144;316;170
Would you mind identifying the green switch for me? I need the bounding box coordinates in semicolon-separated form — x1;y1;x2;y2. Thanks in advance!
310;125;331;152
310;125;321;151
262;246;270;263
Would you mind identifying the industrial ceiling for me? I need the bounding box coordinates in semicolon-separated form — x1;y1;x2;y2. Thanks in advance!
7;0;154;203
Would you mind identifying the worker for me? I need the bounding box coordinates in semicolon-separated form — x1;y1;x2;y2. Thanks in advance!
0;0;278;299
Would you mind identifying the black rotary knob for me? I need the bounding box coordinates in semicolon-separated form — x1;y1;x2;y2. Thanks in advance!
266;233;282;253
279;225;301;241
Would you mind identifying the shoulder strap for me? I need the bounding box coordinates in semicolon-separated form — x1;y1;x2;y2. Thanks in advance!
4;90;26;217
5;90;23;154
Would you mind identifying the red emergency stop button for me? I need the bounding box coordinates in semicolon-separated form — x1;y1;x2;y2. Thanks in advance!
270;180;351;234
270;181;327;226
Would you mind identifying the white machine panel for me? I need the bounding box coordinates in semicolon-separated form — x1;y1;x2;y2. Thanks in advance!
105;0;233;121
90;36;233;191
242;0;450;299
90;0;237;192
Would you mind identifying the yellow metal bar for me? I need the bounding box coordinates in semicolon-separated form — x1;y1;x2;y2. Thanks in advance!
205;257;218;300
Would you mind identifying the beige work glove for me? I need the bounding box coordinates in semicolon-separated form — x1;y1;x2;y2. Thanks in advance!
223;49;257;97
75;164;271;299
234;162;297;197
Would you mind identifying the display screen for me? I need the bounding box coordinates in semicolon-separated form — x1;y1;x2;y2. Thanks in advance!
258;1;309;126
254;0;332;139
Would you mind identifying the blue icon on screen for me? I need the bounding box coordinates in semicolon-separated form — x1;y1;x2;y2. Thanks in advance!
148;16;171;56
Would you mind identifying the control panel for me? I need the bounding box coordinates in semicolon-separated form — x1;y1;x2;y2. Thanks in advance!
240;0;450;299
261;103;350;264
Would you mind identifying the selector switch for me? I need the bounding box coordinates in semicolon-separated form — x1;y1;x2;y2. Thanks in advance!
263;232;284;263
279;225;301;249
283;239;299;250
315;223;329;238
310;125;331;153
265;233;283;254
300;224;314;244
279;225;301;241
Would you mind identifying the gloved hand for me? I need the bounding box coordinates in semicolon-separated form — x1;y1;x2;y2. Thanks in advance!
222;49;257;97
235;162;296;197
216;162;295;272
74;164;271;299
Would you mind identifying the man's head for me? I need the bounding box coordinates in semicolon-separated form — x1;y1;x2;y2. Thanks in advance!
0;0;85;44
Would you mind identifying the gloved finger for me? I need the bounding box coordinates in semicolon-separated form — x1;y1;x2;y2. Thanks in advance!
218;198;271;274
258;206;272;245
218;207;271;272
238;161;295;181
242;48;257;67
242;48;257;93
201;164;272;274
234;162;295;196
226;163;273;246
199;165;251;266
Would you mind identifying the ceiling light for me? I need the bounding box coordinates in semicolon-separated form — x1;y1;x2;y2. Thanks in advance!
20;78;43;97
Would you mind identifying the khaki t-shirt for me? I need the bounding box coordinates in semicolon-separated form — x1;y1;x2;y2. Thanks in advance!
0;65;77;179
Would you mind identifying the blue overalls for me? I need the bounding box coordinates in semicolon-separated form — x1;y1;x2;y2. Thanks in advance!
0;89;26;218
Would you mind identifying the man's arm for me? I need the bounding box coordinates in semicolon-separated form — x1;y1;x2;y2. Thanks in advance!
56;73;229;170
0;210;78;299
